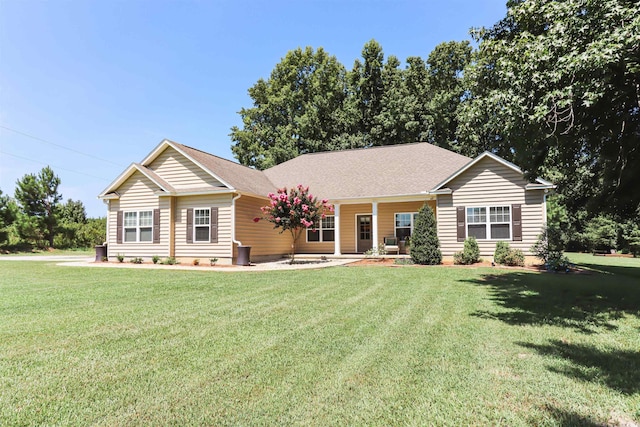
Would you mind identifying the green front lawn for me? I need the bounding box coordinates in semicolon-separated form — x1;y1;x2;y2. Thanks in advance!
1;259;638;426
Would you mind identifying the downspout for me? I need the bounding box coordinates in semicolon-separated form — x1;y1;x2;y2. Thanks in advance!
103;199;110;245
543;190;548;225
231;193;243;257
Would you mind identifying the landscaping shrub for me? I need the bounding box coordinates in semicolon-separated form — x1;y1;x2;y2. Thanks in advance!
493;241;525;266
532;224;570;271
453;237;480;265
410;204;442;265
365;244;387;258
502;248;525;266
493;241;510;264
162;256;178;265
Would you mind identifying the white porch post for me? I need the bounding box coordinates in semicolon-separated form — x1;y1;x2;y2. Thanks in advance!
333;204;341;256
372;201;379;249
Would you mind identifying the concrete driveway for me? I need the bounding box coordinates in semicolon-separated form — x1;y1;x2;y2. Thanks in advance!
0;255;94;262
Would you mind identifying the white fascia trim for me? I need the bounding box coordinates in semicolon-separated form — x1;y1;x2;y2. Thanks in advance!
100;192;120;200
154;189;236;197
330;193;437;205
98;163;172;199
525;183;557;190
141;139;236;191
430;151;552;191
429;188;452;195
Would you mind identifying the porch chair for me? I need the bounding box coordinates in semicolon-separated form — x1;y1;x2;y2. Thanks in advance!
384;236;399;255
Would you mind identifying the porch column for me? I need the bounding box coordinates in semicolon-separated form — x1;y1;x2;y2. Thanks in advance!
333;204;341;256
372;201;379;249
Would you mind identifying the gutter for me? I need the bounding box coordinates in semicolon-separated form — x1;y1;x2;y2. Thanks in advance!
231;193;243;253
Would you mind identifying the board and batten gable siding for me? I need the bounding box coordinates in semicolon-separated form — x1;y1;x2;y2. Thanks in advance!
174;194;233;258
436;157;545;256
234;195;291;257
147;146;225;190
106;171;170;259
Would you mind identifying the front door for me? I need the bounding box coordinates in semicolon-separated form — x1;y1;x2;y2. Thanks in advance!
357;215;373;253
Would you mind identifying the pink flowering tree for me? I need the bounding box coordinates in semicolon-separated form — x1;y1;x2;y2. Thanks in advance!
254;185;333;264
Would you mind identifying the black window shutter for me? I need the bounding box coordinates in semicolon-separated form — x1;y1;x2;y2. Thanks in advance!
456;206;466;242
512;204;522;241
116;211;123;244
153;209;160;244
210;207;218;243
186;208;193;244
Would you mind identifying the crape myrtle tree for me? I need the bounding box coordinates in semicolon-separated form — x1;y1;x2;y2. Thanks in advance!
410;204;442;265
254;185;333;264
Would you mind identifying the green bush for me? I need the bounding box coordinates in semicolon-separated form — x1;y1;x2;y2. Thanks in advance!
583;215;618;252
152;255;160;264
130;257;143;264
453;237;480;265
493;241;524;266
410;204;442;265
532;224;571;271
502;249;525;267
493;241;510;264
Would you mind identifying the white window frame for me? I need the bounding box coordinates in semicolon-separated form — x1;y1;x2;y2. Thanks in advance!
394;212;419;240
123;210;153;243
466;206;511;240
193;208;211;243
306;215;335;243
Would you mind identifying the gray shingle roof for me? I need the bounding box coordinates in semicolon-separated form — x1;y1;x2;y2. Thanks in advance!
164;141;472;200
264;143;472;199
171;142;277;196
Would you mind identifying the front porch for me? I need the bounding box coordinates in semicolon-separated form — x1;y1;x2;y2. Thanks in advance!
296;198;436;256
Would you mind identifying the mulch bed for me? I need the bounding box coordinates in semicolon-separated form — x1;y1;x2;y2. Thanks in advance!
348;258;590;273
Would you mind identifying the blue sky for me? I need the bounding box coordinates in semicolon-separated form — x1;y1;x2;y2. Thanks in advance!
0;0;507;217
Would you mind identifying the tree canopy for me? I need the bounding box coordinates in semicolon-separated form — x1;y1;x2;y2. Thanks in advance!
458;0;640;218
230;0;639;223
1;167;105;250
231;40;471;169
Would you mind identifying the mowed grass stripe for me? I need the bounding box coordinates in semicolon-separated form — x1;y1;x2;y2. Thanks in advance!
1;261;639;426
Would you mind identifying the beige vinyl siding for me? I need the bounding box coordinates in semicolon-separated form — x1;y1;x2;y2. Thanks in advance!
147;146;225;190
106;171;170;259
297;221;334;254
437;157;545;256
234;195;290;257
377;200;435;246
174;194;233;258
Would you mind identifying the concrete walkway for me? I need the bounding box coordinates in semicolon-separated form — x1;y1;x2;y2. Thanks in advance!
63;258;356;271
0;255;356;271
0;255;94;262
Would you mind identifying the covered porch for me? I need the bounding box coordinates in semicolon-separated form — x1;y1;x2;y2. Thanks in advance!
296;197;437;256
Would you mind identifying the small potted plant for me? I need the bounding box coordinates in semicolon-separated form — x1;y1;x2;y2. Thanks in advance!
210;258;218;266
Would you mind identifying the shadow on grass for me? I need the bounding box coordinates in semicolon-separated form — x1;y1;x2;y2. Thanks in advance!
519;339;640;395
466;271;640;333
542;405;605;427
575;262;640;281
